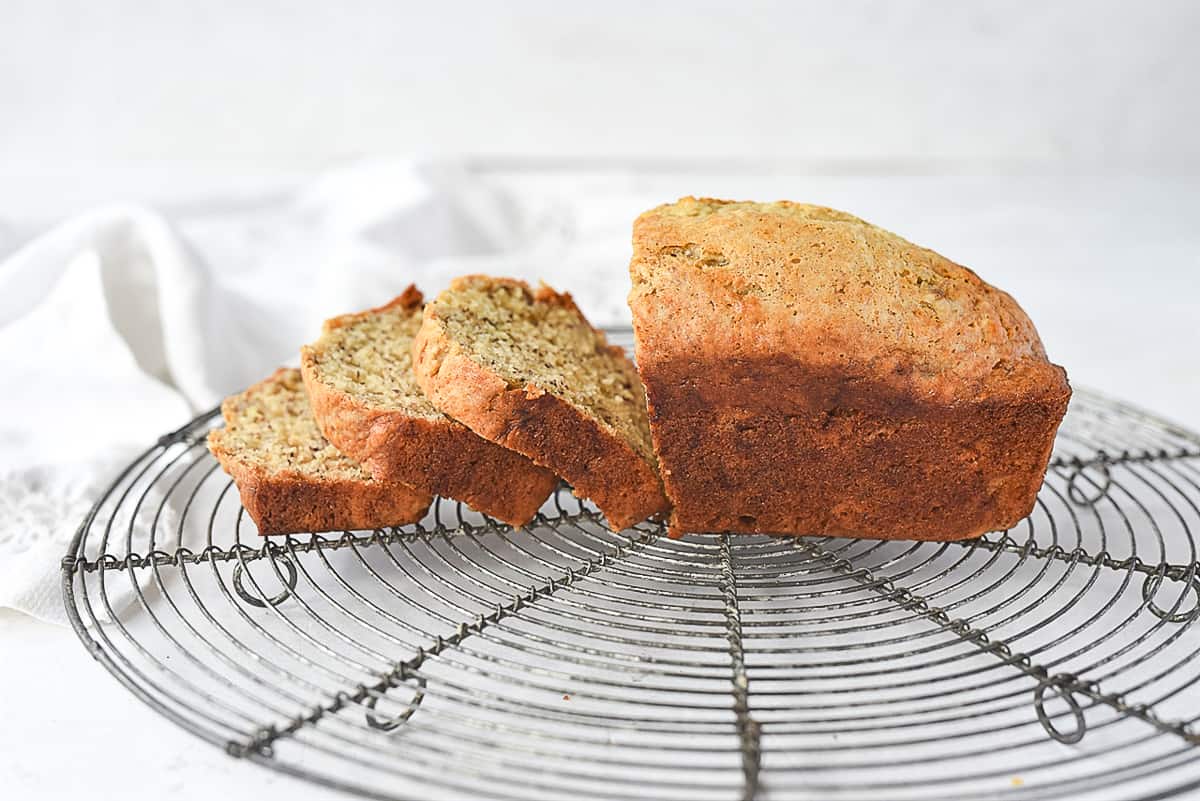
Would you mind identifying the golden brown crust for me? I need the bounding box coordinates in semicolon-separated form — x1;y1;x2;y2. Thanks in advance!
447;274;584;315
300;289;557;527
413;278;669;531
630;197;1064;404
210;455;432;536
629;198;1071;540
319;284;425;334
207;368;431;536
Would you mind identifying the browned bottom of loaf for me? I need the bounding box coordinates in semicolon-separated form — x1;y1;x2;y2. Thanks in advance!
228;469;431;537
645;357;1070;540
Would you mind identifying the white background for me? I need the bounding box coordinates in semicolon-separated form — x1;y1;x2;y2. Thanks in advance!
2;2;1198;800
3;0;1199;174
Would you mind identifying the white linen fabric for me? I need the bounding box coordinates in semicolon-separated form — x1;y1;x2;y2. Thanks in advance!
0;159;609;624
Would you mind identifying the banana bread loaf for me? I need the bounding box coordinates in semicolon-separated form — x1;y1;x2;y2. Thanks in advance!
628;197;1071;540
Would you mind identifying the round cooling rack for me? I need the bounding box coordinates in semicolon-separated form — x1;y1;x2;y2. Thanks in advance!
63;356;1200;801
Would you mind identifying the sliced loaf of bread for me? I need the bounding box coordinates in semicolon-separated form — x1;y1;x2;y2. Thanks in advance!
300;286;558;527
629;197;1070;540
207;368;432;535
412;275;668;531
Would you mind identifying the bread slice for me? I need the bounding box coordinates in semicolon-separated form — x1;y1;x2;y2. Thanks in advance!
629;197;1071;540
207;368;431;536
412;275;669;531
299;286;557;527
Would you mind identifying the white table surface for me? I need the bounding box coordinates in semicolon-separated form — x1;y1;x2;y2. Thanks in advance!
2;169;1198;800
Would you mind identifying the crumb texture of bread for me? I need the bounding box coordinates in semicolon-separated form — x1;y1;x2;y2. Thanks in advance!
300;286;557;527
629;197;1071;540
206;368;431;535
303;287;439;417
412;275;669;530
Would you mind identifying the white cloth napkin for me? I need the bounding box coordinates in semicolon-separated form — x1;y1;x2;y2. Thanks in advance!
0;159;631;624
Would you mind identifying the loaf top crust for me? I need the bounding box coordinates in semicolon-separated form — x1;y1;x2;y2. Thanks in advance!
208;367;382;482
630;197;1069;403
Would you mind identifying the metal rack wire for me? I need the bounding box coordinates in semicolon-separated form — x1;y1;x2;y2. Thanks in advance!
63;334;1200;801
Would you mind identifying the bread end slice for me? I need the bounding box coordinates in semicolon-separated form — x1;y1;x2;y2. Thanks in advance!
207;368;431;535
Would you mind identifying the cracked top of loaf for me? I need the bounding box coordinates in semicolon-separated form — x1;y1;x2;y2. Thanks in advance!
629;197;1068;403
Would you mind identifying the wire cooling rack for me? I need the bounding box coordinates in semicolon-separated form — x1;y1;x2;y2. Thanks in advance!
63;337;1200;801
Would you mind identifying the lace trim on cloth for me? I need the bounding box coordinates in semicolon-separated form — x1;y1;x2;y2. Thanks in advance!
0;457;181;625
